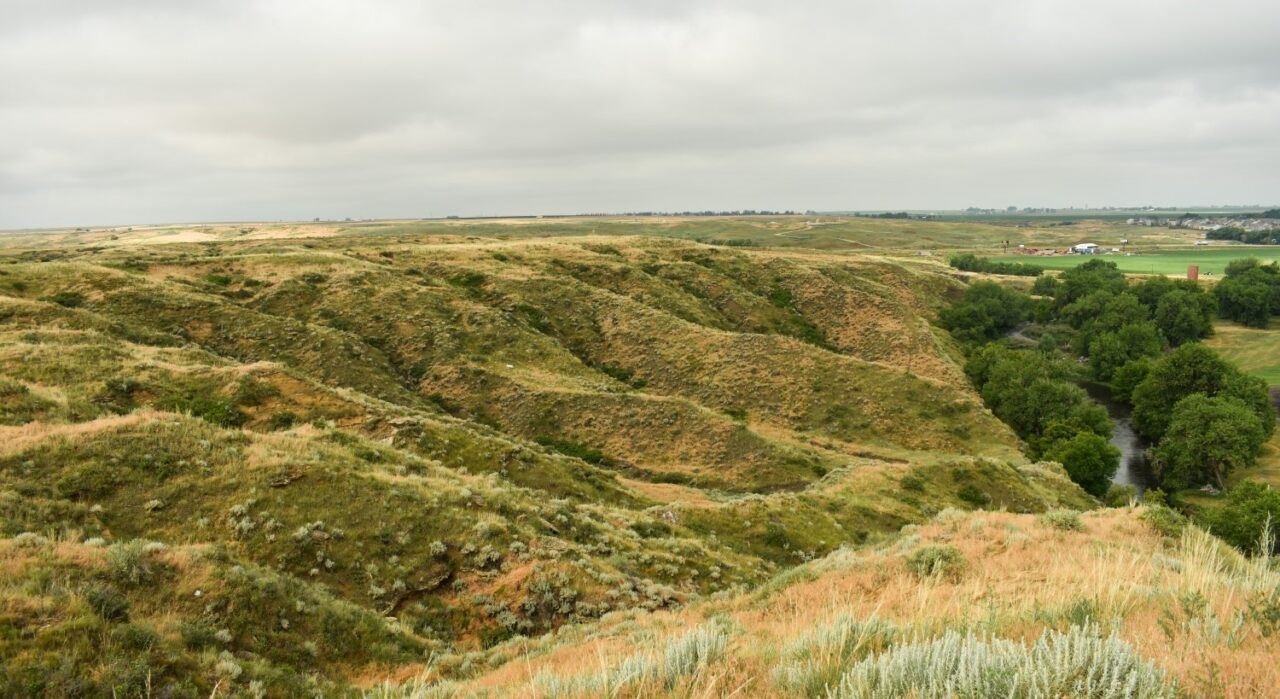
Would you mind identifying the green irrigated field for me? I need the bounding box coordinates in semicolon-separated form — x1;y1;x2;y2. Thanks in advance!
991;247;1280;277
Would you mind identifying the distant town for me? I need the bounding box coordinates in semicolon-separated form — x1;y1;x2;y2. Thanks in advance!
1129;213;1280;235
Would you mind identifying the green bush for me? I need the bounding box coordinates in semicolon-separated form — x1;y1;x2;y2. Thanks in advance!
964;345;1111;444
42;291;85;308
1214;262;1280;327
83;584;130;622
1141;505;1187;539
1104;484;1138;507
1110;359;1151;405
599;363;636;384
956;484;990;508
534;436;613;466
904;544;965;581
1131;344;1274;443
948;253;1043;277
447;271;487;289
267;411;299;430
764;522;790;548
1031;275;1060;297
899;474;926;492
111;623;159;651
1037;510;1085;531
1144;489;1169;507
1196;481;1280;554
159;395;246;428
1042;431;1120;497
1247;586;1280;638
178;621;219;650
939;282;1033;344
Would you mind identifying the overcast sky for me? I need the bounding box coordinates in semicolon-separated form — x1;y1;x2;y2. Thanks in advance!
2;1;1279;228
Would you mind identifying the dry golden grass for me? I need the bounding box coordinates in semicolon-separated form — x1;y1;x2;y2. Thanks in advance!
426;508;1280;698
0;411;161;455
618;478;721;508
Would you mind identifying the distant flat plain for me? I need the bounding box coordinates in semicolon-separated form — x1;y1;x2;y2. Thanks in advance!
0;214;1199;253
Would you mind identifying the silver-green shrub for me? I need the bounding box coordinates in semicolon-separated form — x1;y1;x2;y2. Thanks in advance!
827;624;1174;699
531;621;730;697
774;615;897;697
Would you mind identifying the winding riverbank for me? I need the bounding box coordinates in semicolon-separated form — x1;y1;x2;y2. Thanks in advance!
1084;383;1153;495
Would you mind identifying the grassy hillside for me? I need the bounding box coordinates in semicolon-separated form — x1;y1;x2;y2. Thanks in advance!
0;229;1101;695
375;507;1280;698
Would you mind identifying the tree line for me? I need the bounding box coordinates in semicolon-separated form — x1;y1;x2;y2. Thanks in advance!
948;253;1044;277
941;259;1275;505
1214;258;1280;327
1205;226;1279;245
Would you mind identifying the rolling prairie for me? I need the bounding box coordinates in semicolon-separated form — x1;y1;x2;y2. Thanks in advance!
1;216;1275;697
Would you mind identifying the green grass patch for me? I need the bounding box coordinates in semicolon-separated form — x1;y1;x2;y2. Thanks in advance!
991;248;1280;277
534;436;614;466
1204;320;1280;386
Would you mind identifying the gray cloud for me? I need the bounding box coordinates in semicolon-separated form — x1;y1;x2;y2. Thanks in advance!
2;0;1279;228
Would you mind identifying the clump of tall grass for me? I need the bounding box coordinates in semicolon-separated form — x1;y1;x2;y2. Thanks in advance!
827;624;1174;699
363;677;467;699
105;539;167;585
1175;524;1275;592
531;621;730;697
774;615;897;697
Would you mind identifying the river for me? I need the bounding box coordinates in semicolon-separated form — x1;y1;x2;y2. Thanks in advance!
1084;383;1153;495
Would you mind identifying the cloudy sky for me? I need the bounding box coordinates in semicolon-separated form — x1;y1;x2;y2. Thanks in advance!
2;1;1279;228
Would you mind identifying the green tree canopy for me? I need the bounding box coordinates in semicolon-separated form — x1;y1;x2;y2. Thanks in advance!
1131;344;1274;441
1042;431;1121;497
939;281;1033;343
1198;481;1280;554
985;376;1108;441
1087;322;1164;382
1110;358;1152;405
1064;292;1150;355
1154;394;1267;490
1030;274;1059;297
1214;265;1280;328
1056;258;1128;308
1152;289;1215;346
965;345;1110;441
1225;257;1263;278
1132;275;1200;309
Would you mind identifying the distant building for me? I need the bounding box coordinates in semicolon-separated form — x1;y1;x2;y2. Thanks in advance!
1071;243;1100;254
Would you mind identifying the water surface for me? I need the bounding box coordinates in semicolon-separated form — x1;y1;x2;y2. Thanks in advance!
1084;383;1152;496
